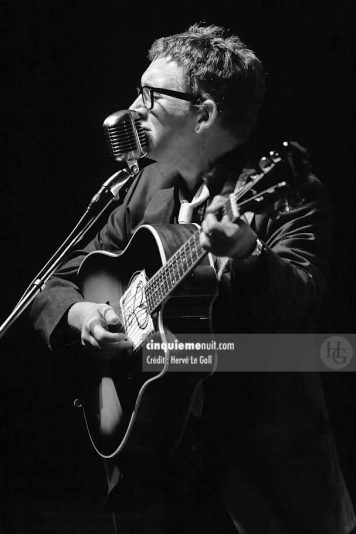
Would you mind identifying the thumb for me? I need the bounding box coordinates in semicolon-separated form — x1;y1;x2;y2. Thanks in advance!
99;305;120;326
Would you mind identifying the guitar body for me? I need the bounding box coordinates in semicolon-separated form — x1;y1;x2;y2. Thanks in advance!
72;142;304;460
77;224;218;459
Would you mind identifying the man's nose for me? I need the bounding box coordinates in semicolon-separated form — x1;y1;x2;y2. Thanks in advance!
129;94;145;113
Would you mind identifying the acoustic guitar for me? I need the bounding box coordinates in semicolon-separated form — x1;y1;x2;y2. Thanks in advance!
74;142;308;459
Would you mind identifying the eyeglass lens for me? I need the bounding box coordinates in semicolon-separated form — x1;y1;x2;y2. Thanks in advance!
137;87;152;109
143;87;153;109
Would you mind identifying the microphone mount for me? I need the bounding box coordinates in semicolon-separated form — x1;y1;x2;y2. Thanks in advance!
87;165;138;210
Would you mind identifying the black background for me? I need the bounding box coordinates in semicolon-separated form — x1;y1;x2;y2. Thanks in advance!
1;1;356;532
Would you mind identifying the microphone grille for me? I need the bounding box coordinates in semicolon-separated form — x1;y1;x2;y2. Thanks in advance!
103;110;148;162
134;117;148;151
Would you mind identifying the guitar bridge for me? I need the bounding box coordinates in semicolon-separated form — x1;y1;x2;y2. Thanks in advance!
120;269;154;349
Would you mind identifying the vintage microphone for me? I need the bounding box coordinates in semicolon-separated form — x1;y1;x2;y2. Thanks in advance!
89;110;148;207
103;109;148;171
0;110;148;339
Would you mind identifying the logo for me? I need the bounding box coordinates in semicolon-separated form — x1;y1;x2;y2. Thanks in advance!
320;336;353;370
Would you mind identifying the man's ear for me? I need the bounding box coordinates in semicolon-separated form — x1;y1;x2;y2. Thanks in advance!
195;99;219;133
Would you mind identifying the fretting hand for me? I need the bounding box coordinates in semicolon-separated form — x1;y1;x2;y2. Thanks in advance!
200;195;257;260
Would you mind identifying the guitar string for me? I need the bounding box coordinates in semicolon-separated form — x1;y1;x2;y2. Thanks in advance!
145;230;203;313
128;210;271;345
139;233;198;309
121;229;203;334
141;180;253;309
125;214;240;346
121;168;279;333
120;178;260;318
122;201;221;320
118;163;286;348
122;172;261;313
124;241;203;347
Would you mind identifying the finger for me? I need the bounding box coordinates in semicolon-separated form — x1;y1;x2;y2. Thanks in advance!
201;220;213;241
98;305;120;326
201;219;209;235
81;329;132;352
199;230;212;251
222;213;245;229
202;213;219;235
92;323;126;344
84;316;119;340
206;195;226;213
81;334;101;350
221;217;240;237
222;214;234;224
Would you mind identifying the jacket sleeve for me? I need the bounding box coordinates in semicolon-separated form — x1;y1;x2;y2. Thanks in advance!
29;169;143;348
216;174;331;332
29;163;178;348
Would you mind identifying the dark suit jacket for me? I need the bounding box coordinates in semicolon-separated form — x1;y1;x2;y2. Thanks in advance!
30;156;356;534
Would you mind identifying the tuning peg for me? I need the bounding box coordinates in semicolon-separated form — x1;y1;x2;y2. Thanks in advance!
269;150;280;162
73;398;84;408
278;197;292;213
259;156;273;172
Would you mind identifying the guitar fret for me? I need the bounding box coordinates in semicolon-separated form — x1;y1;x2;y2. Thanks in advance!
145;228;208;315
146;231;192;312
140;153;287;317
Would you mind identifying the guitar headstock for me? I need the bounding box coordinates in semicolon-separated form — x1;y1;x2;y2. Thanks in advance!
226;140;311;219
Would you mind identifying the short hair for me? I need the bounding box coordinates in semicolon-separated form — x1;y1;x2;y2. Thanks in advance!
148;23;265;141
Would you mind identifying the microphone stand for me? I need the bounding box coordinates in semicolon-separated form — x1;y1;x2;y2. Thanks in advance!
0;166;136;340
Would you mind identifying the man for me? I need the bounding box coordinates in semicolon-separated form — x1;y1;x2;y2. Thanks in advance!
30;24;355;533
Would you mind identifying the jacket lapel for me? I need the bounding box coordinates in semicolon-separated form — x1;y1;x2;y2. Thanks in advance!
143;186;176;225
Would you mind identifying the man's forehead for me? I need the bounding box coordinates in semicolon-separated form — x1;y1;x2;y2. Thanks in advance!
141;57;185;89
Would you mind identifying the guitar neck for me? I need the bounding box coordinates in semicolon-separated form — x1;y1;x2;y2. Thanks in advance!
143;150;290;315
145;228;207;314
143;186;251;314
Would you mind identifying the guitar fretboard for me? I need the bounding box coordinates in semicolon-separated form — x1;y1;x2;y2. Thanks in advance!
140;154;284;317
145;228;205;314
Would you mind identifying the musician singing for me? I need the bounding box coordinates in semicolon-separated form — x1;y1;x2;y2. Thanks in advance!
30;24;355;534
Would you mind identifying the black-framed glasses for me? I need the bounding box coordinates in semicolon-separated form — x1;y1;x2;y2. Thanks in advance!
136;85;201;110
